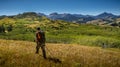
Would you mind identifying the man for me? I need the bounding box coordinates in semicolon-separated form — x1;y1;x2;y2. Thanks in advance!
35;27;46;59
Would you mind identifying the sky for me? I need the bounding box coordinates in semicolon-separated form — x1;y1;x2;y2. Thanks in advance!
0;0;120;16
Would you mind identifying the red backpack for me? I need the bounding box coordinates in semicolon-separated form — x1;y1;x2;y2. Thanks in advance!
36;31;45;42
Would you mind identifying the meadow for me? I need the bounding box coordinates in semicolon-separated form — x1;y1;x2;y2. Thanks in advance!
0;15;120;67
0;39;120;67
0;19;120;48
0;14;120;48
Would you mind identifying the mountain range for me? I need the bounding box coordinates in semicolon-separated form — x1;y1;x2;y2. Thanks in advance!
37;12;120;23
0;12;120;26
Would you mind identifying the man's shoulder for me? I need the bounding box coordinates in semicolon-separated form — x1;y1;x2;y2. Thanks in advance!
36;31;39;34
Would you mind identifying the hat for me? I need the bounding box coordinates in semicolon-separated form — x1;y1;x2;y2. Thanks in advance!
37;27;40;30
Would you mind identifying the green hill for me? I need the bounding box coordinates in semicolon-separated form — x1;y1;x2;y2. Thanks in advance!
0;12;120;48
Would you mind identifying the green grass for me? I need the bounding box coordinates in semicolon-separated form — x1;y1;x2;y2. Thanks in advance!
0;17;120;48
45;24;120;48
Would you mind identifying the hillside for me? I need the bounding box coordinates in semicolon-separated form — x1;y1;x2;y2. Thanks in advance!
0;39;120;67
0;12;120;48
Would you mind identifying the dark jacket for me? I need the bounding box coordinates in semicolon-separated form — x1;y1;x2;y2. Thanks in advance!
36;30;45;43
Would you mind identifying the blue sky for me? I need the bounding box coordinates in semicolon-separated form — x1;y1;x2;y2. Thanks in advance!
0;0;120;16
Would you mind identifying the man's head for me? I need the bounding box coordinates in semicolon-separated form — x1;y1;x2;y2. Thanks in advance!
37;27;40;31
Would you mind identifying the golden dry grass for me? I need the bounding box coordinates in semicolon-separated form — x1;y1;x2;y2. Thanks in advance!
0;39;120;67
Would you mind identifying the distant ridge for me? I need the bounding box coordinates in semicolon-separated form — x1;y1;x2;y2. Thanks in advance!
0;12;120;25
44;12;119;24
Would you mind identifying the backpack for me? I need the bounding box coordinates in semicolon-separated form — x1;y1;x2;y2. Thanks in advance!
36;31;45;42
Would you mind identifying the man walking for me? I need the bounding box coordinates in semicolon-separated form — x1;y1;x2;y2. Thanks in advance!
35;27;46;59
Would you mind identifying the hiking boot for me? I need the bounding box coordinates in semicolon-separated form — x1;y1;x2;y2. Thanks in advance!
44;56;47;59
35;51;39;54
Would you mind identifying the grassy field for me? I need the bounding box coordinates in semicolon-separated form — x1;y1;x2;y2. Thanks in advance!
0;39;120;67
0;16;120;48
0;22;120;48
